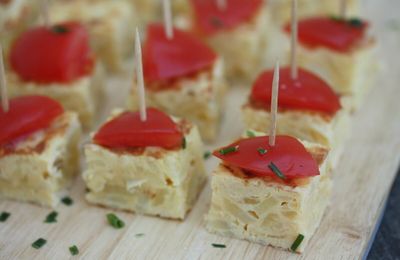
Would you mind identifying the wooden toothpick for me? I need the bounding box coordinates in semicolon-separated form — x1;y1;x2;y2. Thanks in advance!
290;0;298;79
269;60;280;147
162;0;174;39
0;44;9;113
340;0;347;19
217;0;227;11
135;28;147;122
40;0;51;28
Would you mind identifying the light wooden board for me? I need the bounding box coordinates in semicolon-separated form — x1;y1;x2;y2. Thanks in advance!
1;0;400;259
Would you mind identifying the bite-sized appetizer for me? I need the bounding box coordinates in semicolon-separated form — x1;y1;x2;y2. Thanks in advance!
0;0;39;58
283;16;376;109
128;24;227;142
242;67;349;167
0;95;81;207
206;134;331;252
269;0;359;25
49;0;136;72
187;0;270;83
83;108;206;219
8;22;103;128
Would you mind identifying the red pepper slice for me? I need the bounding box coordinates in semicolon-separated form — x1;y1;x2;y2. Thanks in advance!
284;17;368;52
94;108;184;149
251;67;341;116
143;23;217;83
0;96;64;146
10;22;94;84
213;136;320;179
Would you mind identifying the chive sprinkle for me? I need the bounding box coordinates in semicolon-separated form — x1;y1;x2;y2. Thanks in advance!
32;238;47;249
203;151;212;159
106;213;125;229
0;212;10;222
135;233;145;237
182;137;187;149
257;147;267;155
61;196;73;206
349;18;363;27
69;245;79;256
219;146;238;155
44;211;58;223
210;16;223;28
52;25;69;34
212;243;226;248
246;130;256;137
290;234;305;252
268;162;286;180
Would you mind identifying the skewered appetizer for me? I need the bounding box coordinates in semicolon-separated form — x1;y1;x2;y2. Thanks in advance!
127;23;227;142
0;95;81;207
48;0;136;72
7;22;103;128
0;0;39;59
83;108;206;220
283;16;376;110
187;0;270;83
206;134;331;252
242;67;349;167
269;0;359;25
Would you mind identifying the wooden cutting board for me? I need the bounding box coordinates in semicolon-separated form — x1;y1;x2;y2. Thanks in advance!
1;0;400;259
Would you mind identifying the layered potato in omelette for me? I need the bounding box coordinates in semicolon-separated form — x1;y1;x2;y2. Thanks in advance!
0;96;81;207
206;133;331;252
83;108;206;220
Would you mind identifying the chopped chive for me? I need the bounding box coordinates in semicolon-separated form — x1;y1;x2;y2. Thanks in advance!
212;243;226;248
203;151;212;159
135;233;145;237
32;238;47;249
52;25;69;34
246;130;256;137
210;16;223;28
106;213;125;229
44;211;58;223
61;196;73;206
268;162;286;180
182;137;187;149
257;147;267;155
69;245;79;256
219;146;238;155
348;18;363;27
290;234;305;252
330;15;342;22
0;212;10;222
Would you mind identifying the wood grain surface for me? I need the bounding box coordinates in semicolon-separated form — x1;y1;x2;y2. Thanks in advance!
1;0;400;259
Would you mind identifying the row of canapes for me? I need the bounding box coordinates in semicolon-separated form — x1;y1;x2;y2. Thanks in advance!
0;0;376;254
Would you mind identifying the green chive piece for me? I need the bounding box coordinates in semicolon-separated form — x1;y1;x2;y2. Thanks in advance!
268;162;286;180
290;234;305;252
182;137;187;149
348;18;363;27
219;146;238;155
32;238;47;249
52;25;69;34
203;151;212;159
69;245;79;256
246;130;256;137
135;233;145;237
61;196;73;206
210;16;223;28
212;243;226;248
44;211;58;223
106;213;125;229
257;147;267;155
330;15;342;22
0;212;10;222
